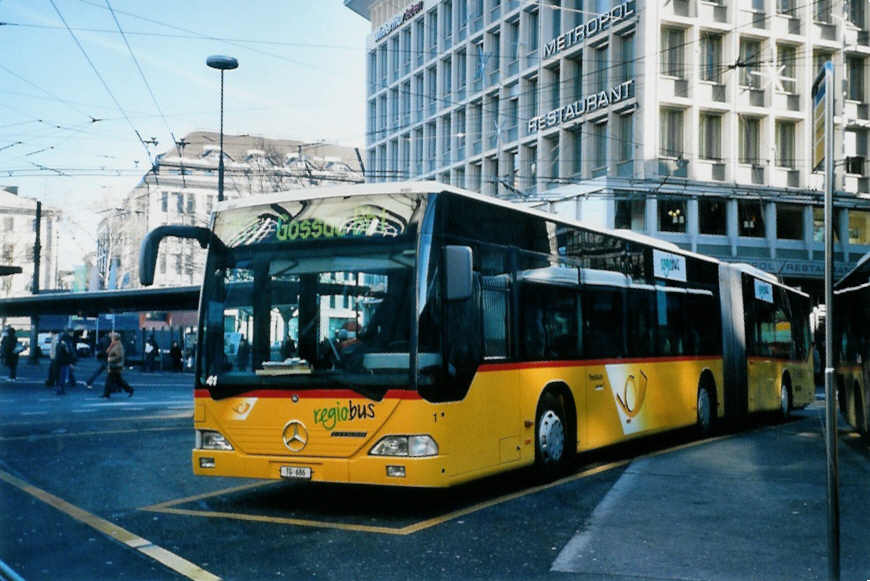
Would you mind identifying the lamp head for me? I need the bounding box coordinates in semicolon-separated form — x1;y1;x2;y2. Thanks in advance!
206;55;238;70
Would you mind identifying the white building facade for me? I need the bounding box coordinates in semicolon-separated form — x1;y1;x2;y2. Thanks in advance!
0;186;60;298
98;132;364;289
346;0;870;294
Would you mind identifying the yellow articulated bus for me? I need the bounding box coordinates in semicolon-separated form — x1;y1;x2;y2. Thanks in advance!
834;253;870;435
139;182;813;487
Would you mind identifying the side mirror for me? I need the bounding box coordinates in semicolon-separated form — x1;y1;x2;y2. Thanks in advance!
445;245;473;301
139;225;214;286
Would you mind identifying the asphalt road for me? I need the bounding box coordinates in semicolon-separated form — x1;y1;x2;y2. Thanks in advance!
0;358;868;581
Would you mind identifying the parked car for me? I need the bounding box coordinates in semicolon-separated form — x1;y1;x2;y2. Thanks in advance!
75;342;91;357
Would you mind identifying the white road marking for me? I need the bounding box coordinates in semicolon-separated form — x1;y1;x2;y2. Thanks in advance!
20;411;48;416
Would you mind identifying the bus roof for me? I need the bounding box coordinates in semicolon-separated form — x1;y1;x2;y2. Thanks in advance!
214;181;721;266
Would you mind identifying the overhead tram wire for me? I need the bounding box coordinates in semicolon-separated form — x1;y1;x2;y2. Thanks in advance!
0;62;93;122
104;0;182;182
49;0;157;172
77;0;330;74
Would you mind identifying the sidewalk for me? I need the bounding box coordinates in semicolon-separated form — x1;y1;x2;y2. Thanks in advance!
551;403;870;581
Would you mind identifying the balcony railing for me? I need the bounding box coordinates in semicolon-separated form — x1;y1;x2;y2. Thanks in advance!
506;59;519;77
488;4;501;23
456;84;466;101
472;138;482;155
488;69;500;85
472;75;483;93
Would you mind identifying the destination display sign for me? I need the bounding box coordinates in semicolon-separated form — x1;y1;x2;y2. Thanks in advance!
528;80;633;133
214;195;422;247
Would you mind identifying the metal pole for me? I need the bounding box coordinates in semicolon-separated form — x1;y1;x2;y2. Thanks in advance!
28;201;41;364
217;70;225;203
822;61;840;581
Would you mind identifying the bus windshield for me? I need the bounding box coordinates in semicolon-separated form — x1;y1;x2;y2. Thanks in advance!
198;193;430;399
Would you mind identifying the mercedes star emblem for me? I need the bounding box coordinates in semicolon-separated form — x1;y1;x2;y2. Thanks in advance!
282;420;308;452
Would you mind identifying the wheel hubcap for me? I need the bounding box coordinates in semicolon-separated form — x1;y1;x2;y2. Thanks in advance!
538;410;564;464
781;386;789;416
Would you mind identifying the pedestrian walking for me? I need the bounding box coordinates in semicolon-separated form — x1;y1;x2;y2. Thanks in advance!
45;331;59;387
61;329;81;387
85;333;110;388
169;341;183;372
55;330;74;395
237;336;250;371
144;334;159;372
0;326;22;381
101;332;133;398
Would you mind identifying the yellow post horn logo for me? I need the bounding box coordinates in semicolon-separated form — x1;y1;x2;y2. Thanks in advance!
615;370;647;423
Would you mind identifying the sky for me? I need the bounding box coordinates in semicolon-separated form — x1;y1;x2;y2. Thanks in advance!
0;0;371;269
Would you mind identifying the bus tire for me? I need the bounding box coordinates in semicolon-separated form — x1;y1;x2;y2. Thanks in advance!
535;392;567;478
780;380;792;420
697;385;714;436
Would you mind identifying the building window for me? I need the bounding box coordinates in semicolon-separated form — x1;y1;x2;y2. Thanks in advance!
615;199;644;230
175;193;183;214
658;199;687;233
699;113;722;161
593;121;607;177
777;0;795;16
175;253;182;275
159;253;166;274
186;193;195;214
813;207;842;242
161;192;168;212
848;0;864;26
618;113;633;166
660;109;684;158
661;28;685;79
778;45;797;94
739;116;761;165
573;125;583;175
595;46;608;92
739;39;762;88
699;199;727;235
847;56;865;102
739;200;765;237
776;121;796;168
816;0;832;22
777;204;803;239
848;210;870;244
700;33;722;83
621;34;634;83
2;217;12;232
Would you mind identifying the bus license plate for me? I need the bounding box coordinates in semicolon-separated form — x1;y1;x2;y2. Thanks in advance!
280;466;311;479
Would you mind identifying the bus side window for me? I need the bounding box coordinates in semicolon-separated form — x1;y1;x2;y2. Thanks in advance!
521;287;546;361
482;275;510;359
583;287;624;359
655;289;686;357
627;289;655;358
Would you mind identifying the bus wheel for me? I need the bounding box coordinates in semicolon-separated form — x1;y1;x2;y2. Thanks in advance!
780;383;792;419
535;392;566;475
697;386;713;436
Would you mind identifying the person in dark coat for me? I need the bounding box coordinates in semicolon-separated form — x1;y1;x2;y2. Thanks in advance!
169;341;183;372
144;335;159;372
236;336;250;371
1;327;20;381
55;330;75;395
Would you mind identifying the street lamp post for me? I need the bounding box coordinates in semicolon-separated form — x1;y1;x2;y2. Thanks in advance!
206;55;238;202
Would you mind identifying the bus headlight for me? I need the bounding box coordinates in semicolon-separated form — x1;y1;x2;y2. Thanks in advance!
198;430;234;451
369;435;438;457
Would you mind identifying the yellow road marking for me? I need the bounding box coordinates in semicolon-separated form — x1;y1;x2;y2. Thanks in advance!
141;481;274;511
144;506;412;536
0;469;221;581
0;426;187;442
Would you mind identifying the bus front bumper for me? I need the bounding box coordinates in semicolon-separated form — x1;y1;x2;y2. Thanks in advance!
192;449;449;487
